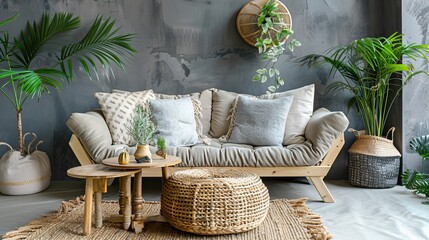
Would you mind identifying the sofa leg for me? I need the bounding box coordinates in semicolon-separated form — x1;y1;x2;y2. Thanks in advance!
306;177;335;203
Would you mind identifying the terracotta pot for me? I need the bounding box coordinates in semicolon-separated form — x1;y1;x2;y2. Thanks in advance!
156;150;167;159
134;144;152;160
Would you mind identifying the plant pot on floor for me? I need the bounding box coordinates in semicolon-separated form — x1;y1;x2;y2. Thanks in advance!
0;134;51;195
348;128;401;188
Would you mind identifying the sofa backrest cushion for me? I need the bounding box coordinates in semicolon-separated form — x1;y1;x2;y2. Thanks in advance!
66;111;112;161
228;95;294;146
305;108;349;152
210;84;315;145
95;90;156;145
149;98;199;146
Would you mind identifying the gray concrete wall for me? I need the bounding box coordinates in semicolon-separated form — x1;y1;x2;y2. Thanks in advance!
402;0;429;173
0;0;381;179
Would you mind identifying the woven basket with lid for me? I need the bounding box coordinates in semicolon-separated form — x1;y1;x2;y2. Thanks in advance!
161;169;270;235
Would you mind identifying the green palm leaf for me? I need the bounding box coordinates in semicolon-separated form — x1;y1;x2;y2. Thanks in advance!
13;12;80;68
0;13;19;28
299;32;429;136
59;16;136;81
0;68;64;97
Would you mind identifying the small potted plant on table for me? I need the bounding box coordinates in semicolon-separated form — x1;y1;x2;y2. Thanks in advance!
128;106;157;163
156;137;167;159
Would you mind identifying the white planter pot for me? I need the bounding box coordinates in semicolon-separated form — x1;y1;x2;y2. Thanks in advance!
0;141;51;195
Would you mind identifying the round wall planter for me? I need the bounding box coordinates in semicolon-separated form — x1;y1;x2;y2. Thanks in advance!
236;0;292;47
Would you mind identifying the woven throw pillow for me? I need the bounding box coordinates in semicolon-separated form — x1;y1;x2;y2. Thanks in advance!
228;95;294;146
259;84;314;145
94;90;155;145
215;84;314;145
149;97;199;147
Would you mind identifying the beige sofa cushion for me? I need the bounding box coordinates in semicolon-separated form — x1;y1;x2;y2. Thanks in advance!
95;90;155;145
304;108;349;152
66;111;113;161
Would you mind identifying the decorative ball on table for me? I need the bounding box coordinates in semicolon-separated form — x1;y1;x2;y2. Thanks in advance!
127;105;157;163
117;147;130;165
156;137;167;159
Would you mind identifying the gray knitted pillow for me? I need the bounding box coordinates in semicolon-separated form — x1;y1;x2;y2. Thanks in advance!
228;95;294;146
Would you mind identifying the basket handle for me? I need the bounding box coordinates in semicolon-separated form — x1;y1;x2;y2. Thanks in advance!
348;128;366;137
0;142;13;151
386;127;395;140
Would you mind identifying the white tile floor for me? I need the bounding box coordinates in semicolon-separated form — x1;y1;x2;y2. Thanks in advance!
0;179;428;240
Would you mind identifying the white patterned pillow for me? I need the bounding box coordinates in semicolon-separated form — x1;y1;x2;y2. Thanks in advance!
95;90;156;145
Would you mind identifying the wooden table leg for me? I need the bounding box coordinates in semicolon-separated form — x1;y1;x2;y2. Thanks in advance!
94;191;102;228
118;177;124;215
122;175;132;230
161;167;169;183
84;178;94;236
132;170;144;233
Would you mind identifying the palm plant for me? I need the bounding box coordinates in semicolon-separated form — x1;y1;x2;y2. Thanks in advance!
0;13;136;155
299;33;429;136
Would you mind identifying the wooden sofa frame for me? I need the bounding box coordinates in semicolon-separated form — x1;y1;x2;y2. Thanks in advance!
69;133;345;203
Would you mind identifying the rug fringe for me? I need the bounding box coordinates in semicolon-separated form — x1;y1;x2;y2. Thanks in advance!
2;196;86;240
288;198;334;240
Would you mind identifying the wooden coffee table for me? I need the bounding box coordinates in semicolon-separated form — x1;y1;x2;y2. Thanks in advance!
102;155;181;233
67;164;139;235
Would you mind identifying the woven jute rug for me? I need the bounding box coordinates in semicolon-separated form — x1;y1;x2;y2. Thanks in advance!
3;197;333;240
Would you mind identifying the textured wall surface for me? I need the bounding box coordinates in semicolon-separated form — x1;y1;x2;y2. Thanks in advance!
403;0;429;172
0;0;382;179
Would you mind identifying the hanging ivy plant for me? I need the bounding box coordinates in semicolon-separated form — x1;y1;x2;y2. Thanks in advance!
252;0;301;93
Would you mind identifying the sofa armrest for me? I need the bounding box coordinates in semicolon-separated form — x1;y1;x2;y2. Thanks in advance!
304;108;349;155
66;111;112;162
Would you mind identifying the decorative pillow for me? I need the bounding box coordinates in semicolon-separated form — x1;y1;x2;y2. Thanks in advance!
213;84;314;145
94;90;155;145
259;84;314;145
228;95;294;146
149;97;199;147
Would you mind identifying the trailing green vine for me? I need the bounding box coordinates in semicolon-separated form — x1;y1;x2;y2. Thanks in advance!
253;0;301;93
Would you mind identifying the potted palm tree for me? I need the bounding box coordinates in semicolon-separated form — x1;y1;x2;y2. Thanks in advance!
300;33;429;188
0;13;136;195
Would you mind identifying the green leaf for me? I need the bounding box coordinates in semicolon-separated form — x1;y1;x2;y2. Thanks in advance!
268;86;277;92
275;68;280;75
269;68;275;77
263;38;272;45
276;76;284;85
261;24;268;34
252;74;261;81
261;75;268;83
0;13;19;28
262;53;269;61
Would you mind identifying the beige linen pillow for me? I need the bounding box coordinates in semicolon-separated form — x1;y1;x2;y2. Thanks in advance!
211;84;315;145
95;89;156;145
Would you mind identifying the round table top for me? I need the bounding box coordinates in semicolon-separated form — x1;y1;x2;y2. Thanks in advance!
102;155;181;170
67;164;139;179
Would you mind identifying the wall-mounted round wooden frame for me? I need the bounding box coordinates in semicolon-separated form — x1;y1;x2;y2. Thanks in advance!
236;0;292;47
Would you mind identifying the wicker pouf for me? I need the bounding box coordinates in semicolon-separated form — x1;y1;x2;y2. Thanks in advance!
161;169;270;235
